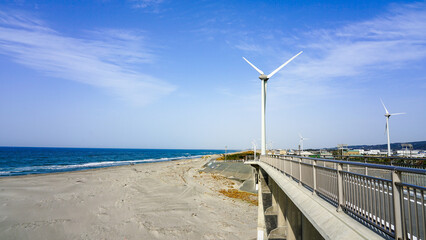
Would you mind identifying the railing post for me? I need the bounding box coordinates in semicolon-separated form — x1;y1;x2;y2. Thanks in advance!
391;170;402;240
298;157;302;185
364;159;368;175
337;163;344;212
313;160;317;195
283;156;286;173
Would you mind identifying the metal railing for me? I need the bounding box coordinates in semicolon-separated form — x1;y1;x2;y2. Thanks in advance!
259;155;426;240
322;155;426;169
218;159;244;162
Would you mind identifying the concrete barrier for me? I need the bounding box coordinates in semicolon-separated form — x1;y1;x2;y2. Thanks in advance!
247;161;384;240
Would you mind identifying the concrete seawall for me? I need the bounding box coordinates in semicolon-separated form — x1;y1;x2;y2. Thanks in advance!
201;160;257;193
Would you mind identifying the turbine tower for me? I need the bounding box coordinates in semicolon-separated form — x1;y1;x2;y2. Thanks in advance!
243;51;303;155
299;133;309;152
381;99;405;157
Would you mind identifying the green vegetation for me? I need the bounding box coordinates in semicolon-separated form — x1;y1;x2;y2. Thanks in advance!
216;151;258;161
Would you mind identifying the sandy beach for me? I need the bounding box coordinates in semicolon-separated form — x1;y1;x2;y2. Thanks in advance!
0;157;257;239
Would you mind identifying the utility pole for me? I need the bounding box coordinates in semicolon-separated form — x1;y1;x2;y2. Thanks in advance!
252;141;257;161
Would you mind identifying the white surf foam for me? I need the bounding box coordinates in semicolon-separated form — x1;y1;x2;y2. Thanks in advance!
0;154;204;176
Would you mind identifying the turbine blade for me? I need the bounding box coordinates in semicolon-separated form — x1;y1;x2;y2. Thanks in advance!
391;112;406;116
242;57;264;75
267;51;303;78
380;98;389;114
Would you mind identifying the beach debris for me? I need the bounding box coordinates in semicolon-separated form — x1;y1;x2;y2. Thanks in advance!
218;189;258;206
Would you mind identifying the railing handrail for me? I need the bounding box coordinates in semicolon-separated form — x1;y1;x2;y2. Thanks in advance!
341;170;392;183
259;154;426;239
273;154;426;174
396;181;426;191
332;154;426;161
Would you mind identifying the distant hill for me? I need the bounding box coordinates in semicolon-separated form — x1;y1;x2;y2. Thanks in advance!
344;141;426;150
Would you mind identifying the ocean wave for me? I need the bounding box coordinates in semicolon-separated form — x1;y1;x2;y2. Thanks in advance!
0;154;205;176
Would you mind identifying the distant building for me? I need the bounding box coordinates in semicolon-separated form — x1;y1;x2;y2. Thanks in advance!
279;149;287;155
287;149;296;155
414;151;426;158
357;149;365;155
300;151;313;157
397;149;420;157
320;150;333;158
346;149;363;156
366;150;380;155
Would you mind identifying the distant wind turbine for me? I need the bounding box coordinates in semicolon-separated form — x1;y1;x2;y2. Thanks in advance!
381;99;406;157
251;140;257;160
243;51;303;155
299;133;309;152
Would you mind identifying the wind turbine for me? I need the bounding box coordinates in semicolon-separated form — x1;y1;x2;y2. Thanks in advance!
299;133;309;152
380;99;406;157
251;140;257;160
243;51;303;156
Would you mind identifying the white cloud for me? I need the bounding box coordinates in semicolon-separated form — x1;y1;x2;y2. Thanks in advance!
0;11;175;105
300;5;426;77
298;5;423;75
239;3;426;98
129;0;163;10
235;42;263;54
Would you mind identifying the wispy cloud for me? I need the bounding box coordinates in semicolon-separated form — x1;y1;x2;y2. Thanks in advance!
235;42;264;54
239;3;426;98
0;10;175;105
296;3;426;77
129;0;163;11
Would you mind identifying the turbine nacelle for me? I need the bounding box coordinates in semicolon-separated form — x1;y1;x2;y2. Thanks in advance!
381;99;405;118
259;74;269;81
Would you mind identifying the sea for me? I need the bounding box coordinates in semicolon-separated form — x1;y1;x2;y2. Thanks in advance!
0;147;234;177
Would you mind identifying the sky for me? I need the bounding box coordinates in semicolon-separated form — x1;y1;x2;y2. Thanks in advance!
0;0;425;150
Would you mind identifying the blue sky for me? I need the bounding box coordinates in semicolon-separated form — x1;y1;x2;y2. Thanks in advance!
0;0;425;149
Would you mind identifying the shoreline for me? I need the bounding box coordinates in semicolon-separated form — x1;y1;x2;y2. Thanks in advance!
0;157;191;179
0;156;256;239
0;154;221;178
